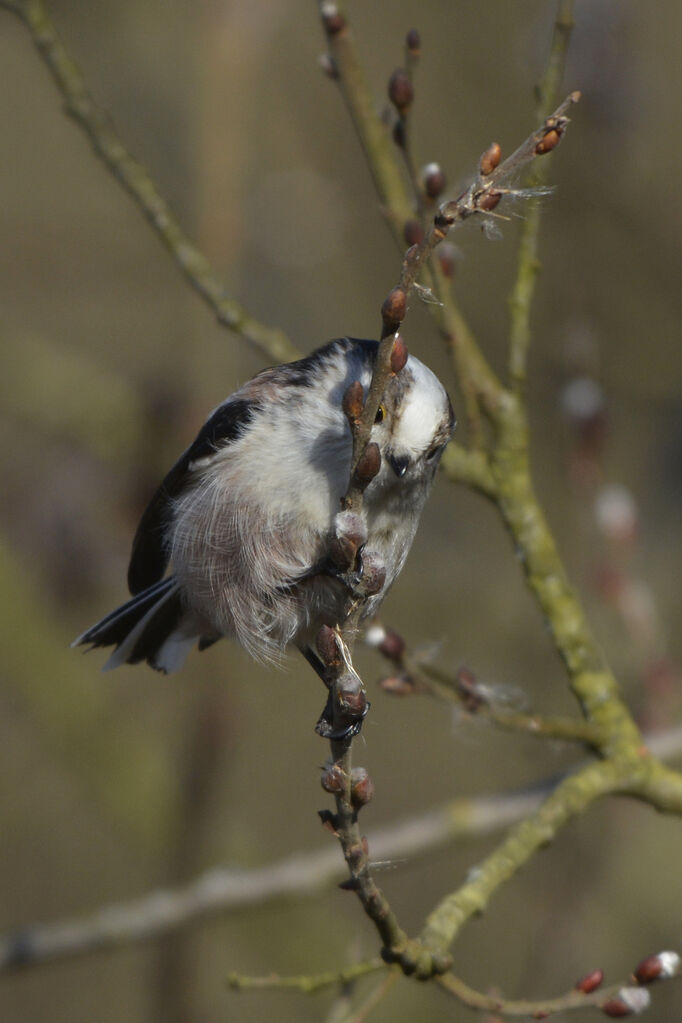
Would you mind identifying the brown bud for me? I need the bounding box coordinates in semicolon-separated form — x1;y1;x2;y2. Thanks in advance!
355;551;386;597
338;878;358;891
456;666;486;711
576;970;604;994
316;624;341;666
321;2;346;36
406;28;421;54
334;510;367;544
321;762;346;794
601;1000;632;1018
382;287;407;330
318;53;339;79
535;128;561;155
379;674;415;696
634;957;661;984
403;218;425;246
329;511;366;570
479;141;502;176
342;380;364;422
350;766;374;807
355;442;381;487
421;162;447;199
390;334;408;374
379;626;405;662
337;679;367;719
601;990;650;1017
388;68;414;113
361;835;369;855
634;951;680;984
478;190;501;212
438;242;457;279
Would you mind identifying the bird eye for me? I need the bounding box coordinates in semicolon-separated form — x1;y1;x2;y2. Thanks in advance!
374;404;386;424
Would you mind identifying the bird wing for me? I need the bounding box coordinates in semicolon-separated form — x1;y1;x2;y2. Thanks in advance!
127;398;256;594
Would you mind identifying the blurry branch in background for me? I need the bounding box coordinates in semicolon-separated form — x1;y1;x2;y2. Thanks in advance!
0;0;299;365
367;625;604;748
0;781;554;971
0;542;178;853
2;721;681;974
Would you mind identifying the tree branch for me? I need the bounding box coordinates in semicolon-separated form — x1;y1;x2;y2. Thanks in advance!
507;0;575;391
0;0;299;364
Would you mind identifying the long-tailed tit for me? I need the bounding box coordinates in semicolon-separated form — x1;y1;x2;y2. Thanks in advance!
74;337;454;674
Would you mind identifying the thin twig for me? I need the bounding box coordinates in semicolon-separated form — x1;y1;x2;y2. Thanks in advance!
507;0;576;390
403;656;604;749
436;970;674;1018
228;958;386;993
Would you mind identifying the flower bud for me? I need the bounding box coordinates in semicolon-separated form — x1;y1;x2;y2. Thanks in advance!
382;287;407;331
535;128;561;155
634;951;680;984
594;485;637;544
356;550;386;596
456;666;487;711
403;218;425;246
390;334;409;374
355;442;382;487
350;766;374;807
601;989;650;1017
479;141;502;176
337;678;367;720
379;674;415;696
318;53;338;79
388;68;414;113
342;380;364;422
421;162;446;199
321;762;346;794
438;242;457;278
379;626;405;662
576;969;604;994
406;28;421;54
478;190;501;212
320;1;346;35
330;511;367;570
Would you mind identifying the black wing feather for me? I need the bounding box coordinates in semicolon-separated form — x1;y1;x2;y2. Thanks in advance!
127;398;256;594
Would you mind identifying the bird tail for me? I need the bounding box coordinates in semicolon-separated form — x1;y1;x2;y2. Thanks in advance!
72;576;203;673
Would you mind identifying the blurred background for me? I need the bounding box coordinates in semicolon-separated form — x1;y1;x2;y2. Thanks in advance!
1;0;680;1020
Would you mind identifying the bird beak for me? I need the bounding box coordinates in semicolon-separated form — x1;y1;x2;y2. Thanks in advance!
387;452;410;478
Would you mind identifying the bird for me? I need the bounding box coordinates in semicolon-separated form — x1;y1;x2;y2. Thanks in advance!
73;336;454;675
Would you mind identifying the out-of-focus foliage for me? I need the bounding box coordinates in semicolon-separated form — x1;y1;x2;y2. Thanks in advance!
0;1;680;1021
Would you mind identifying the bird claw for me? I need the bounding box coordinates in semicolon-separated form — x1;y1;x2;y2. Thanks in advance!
315;688;370;740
